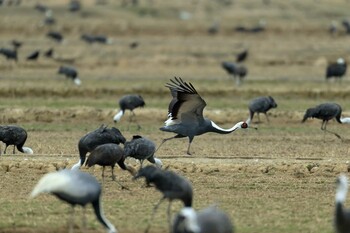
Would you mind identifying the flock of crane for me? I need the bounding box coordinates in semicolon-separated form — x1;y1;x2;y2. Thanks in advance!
1;76;350;232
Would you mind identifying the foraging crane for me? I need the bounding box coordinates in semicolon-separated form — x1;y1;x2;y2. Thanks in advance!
86;143;136;188
134;165;193;233
236;49;248;63
221;62;247;86
0;47;17;61
302;103;350;140
30;169;117;233
113;94;145;129
124;135;162;168
57;65;81;85
72;124;126;170
247;96;277;124
157;77;248;155
0;125;33;154
326;58;347;80
335;174;350;233
172;206;234;233
47;31;63;43
26;50;40;60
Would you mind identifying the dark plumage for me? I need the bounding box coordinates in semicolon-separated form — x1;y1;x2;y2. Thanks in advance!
236;49;248;63
72;125;126;170
302;103;350;140
248;96;277;124
57;65;81;85
113;94;145;129
26;50;40;60
129;41;139;49
34;3;48;13
172;206;234;233
81;34;111;44
69;0;81;12
44;48;53;58
134;165;193;233
157;77;248;155
0;47;17;61
47;31;63;43
86;143;136;184
0;125;33;154
342;20;350;34
31;169;117;233
335;174;350;233
11;40;22;49
124;135;162;168
221;62;247;86
326;58;347;80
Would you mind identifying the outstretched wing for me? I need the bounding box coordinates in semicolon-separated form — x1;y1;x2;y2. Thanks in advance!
165;77;206;124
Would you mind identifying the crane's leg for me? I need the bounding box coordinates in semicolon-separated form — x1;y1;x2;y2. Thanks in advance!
13;145;15;154
82;207;87;232
4;144;8;154
68;206;75;233
257;113;261;123
186;137;195;155
101;166;105;185
265;113;270;123
155;134;185;153
167;201;172;231
140;160;144;169
111;165;130;190
321;121;342;140
144;197;165;233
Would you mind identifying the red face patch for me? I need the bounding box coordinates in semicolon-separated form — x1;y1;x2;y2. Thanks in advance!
241;122;248;128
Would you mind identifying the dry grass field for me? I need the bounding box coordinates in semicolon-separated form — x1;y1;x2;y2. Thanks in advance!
1;0;350;233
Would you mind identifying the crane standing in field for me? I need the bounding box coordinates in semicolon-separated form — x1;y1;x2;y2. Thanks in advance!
85;143;136;188
302;102;350;140
334;174;350;233
172;206;234;233
57;65;81;86
326;58;347;81
221;61;247;86
247;96;278;124
134;165;193;233
72;124;126;170
124;135;162;168
113;94;145;130
157;77;248;155
0;125;33;155
30;169;117;233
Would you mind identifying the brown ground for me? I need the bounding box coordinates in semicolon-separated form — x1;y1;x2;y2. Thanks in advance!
1;0;350;233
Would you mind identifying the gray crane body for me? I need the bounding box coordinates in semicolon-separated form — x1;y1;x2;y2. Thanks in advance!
31;169;117;233
0;125;33;154
158;77;247;155
124;135;162;167
72;125;126;170
172;206;234;233
248;96;277;123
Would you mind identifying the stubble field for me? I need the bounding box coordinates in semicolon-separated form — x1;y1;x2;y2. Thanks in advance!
1;0;350;233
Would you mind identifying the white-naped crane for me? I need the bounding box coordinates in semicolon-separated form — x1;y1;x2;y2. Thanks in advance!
326;58;347;81
30;169;117;233
236;49;248;63
113;94;145;130
0;125;33;155
72;124;126;170
172;205;234;233
134;165;193;233
124;135;162;168
247;96;277;124
156;77;248;155
302;102;350;140
85;143;136;188
335;174;350;233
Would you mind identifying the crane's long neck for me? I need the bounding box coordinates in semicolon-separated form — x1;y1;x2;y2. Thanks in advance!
209;121;243;134
92;197;117;233
113;110;124;122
